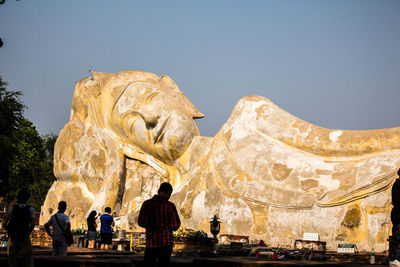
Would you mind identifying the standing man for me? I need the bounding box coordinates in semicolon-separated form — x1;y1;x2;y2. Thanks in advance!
4;189;35;267
138;182;181;267
390;168;400;266
100;207;114;249
44;201;71;256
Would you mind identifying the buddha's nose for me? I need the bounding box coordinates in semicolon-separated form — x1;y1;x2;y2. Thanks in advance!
138;108;160;129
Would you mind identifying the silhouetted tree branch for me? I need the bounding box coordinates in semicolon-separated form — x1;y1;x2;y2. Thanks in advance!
1;0;21;47
0;0;21;5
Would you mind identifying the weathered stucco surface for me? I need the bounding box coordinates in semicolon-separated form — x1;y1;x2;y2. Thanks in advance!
40;70;400;251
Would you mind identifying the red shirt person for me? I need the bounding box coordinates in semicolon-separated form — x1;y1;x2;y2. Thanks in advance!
138;182;180;266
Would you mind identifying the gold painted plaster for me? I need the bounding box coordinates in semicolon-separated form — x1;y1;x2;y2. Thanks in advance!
272;163;292;182
338;202;367;243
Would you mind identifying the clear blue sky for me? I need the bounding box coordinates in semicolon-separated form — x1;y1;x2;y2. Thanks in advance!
1;0;399;137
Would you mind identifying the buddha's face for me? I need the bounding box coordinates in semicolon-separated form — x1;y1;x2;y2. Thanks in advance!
112;79;201;162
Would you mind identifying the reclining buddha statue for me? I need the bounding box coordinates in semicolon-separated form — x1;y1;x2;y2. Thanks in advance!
40;70;400;251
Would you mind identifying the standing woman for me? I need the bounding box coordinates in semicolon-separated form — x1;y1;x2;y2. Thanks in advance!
87;211;98;249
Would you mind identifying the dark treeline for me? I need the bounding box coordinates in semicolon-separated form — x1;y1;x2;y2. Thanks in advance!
0;75;57;212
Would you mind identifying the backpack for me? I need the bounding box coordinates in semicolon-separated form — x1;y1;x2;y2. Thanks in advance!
7;205;32;241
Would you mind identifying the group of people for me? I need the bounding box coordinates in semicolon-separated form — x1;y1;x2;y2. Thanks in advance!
3;182;180;267
85;207;115;250
43;203;115;254
7;175;400;267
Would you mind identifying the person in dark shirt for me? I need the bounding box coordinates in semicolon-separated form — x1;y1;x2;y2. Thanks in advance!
4;189;35;267
390;169;400;266
138;182;181;267
87;210;98;249
100;207;114;250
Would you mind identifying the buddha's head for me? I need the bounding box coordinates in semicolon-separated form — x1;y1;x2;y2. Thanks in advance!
72;70;204;163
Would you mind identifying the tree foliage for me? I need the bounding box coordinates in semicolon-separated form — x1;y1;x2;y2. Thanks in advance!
0;76;57;211
0;76;25;202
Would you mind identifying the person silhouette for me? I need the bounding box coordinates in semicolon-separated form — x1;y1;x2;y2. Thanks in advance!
87;210;98;249
4;189;35;267
100;207;114;249
44;201;71;256
390;169;400;266
138;182;181;267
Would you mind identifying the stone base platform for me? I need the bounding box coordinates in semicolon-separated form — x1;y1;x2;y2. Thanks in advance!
0;247;390;266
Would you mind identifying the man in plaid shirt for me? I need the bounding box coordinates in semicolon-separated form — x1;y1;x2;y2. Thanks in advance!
138;182;180;266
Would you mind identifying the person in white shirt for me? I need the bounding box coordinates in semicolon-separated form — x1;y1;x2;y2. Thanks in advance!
44;201;71;256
